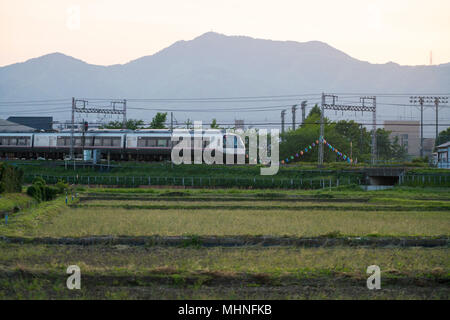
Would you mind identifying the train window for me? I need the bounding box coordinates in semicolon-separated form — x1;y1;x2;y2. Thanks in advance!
137;138;146;147
57;137;72;146
137;137;157;147
103;138;112;146
85;138;93;146
112;138;121;147
94;138;102;146
148;139;156;147
0;138;6;145
18;137;27;146
157;139;168;147
74;138;82;146
9;138;17;145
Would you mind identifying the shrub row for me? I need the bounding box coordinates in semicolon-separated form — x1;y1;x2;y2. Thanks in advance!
26;176;68;202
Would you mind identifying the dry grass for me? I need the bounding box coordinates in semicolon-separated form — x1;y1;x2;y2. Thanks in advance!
0;244;448;277
82;199;370;207
23;206;450;237
80;199;450;211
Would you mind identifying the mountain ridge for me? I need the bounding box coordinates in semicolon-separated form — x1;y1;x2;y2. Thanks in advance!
4;32;447;68
0;32;449;126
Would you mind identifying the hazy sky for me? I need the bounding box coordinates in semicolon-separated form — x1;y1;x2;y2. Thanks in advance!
1;0;449;67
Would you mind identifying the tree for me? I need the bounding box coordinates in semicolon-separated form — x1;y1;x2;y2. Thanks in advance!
149;112;167;129
280;107;323;162
101;119;144;130
307;104;321;119
210;119;220;129
0;162;23;193
436;127;450;147
335;120;371;161
391;135;408;161
375;128;392;160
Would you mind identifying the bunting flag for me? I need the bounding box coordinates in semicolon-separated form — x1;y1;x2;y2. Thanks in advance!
281;137;353;164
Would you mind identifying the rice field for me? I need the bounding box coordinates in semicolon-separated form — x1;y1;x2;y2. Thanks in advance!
0;186;448;299
22;207;450;238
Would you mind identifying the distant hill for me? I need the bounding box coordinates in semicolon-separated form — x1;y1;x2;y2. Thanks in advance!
1;32;449;129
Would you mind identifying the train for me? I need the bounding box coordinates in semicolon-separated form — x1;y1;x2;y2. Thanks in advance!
0;129;246;162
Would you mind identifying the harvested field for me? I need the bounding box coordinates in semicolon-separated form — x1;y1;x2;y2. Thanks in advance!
16;207;449;238
0;186;448;299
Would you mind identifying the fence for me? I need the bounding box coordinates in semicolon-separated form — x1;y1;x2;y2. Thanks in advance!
399;174;450;187
24;174;361;190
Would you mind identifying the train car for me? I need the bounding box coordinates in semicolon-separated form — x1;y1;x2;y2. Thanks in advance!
32;130;127;160
0;132;34;159
0;128;246;163
125;129;245;162
126;129;172;161
170;130;246;163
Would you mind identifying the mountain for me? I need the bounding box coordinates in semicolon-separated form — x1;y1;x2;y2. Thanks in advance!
0;32;449;128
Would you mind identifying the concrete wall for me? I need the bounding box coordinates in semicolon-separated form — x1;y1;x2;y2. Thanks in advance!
384;121;420;157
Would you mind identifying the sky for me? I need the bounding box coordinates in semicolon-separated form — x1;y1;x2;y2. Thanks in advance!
1;0;450;67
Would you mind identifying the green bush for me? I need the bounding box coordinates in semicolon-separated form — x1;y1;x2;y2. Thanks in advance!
0;162;23;193
27;184;42;202
32;176;46;187
55;180;69;194
27;177;65;202
44;186;59;201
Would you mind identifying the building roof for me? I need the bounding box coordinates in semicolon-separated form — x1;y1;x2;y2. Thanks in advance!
0;119;35;133
436;141;450;149
7;116;53;131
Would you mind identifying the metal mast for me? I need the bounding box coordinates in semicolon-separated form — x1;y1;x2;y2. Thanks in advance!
291;104;297;131
319;93;376;166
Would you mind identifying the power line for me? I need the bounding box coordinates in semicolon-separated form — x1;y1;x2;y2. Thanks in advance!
1;121;449;127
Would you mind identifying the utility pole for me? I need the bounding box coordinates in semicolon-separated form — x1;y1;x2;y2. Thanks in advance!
410;96;425;158
318;93;326;166
435;98;439;142
319;93;338;166
70;97;75;161
291;104;297;131
432;97;448;143
70;98;87;168
123;99;127;129
281;109;286;138
170;112;174;167
361;96;377;165
72;98;127;166
350;141;353;160
360;124;364;156
301;101;307;124
410;96;448;156
110;100;128;129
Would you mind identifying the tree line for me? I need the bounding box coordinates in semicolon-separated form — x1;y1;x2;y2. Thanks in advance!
280;105;408;163
101;113;222;130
